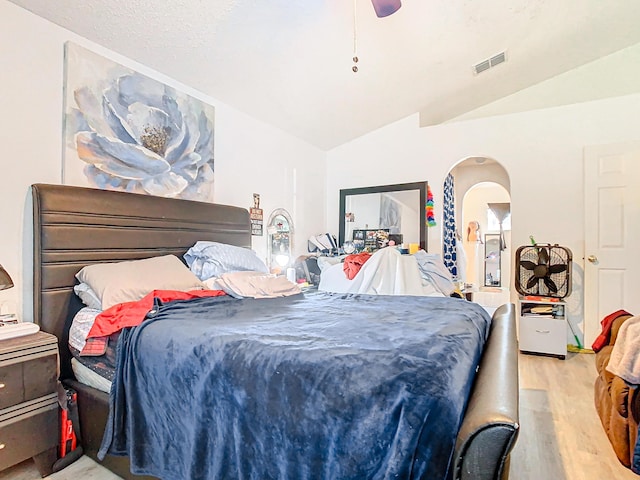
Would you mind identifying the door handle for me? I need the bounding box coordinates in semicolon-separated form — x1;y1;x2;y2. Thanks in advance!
587;255;598;263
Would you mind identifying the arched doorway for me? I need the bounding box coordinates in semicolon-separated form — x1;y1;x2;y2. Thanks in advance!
445;157;511;311
462;182;511;288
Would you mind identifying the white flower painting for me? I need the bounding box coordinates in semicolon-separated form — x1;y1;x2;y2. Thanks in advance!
63;43;215;201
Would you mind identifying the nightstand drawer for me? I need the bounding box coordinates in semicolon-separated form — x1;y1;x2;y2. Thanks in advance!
0;396;58;471
519;315;566;356
0;354;57;410
0;366;22;409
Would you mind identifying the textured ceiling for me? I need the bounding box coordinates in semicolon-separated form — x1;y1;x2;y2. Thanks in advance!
8;0;640;150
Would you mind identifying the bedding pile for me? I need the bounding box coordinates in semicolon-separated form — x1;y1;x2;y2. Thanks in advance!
319;247;454;296
69;245;304;389
98;291;491;480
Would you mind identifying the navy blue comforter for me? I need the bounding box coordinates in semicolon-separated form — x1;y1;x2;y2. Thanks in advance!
99;292;491;480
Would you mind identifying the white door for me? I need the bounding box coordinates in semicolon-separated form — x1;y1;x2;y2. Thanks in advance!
584;142;640;347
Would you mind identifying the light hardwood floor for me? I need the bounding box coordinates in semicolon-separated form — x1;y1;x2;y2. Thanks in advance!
510;352;638;480
1;352;637;480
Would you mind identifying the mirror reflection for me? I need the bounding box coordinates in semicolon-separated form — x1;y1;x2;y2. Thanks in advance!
484;234;501;286
339;182;427;252
267;209;293;273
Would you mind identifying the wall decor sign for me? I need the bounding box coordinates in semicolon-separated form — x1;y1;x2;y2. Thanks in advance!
63;42;215;201
250;193;263;236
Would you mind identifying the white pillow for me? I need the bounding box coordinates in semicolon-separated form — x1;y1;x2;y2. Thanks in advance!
214;271;301;299
69;307;101;352
74;283;103;310
184;241;268;280
75;254;204;310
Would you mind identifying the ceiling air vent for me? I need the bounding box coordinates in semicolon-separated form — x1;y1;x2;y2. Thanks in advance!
473;51;507;75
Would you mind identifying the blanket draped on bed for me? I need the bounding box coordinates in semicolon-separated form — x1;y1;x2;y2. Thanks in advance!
99;292;491;480
606;315;640;384
342;248;440;296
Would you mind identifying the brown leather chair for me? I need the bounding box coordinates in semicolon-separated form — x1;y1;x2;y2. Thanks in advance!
594;314;640;468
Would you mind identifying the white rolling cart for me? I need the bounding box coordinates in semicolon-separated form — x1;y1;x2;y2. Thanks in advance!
518;298;566;360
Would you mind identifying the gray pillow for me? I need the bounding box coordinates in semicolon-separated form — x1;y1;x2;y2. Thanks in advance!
184;241;268;280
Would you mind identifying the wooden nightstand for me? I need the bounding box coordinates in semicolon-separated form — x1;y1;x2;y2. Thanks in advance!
0;331;59;476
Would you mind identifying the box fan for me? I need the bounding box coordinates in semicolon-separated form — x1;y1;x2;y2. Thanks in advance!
515;244;572;298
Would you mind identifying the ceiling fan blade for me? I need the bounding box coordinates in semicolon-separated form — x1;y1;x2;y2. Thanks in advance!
538;248;549;265
544;277;558;293
520;260;537;271
526;276;538;289
371;0;402;17
549;264;567;274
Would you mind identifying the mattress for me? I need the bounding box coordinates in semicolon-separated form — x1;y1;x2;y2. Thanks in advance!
69;329;119;394
71;357;112;393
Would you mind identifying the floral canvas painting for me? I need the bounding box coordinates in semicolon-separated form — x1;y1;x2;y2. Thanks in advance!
63;43;215;201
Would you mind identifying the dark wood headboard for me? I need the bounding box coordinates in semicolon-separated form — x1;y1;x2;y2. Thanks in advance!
32;183;251;378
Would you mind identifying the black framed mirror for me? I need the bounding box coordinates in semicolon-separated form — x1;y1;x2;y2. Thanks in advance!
484;234;501;286
339;181;427;252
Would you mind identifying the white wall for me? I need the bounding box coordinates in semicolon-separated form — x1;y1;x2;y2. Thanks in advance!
0;1;326;322
6;0;639;344
326;93;640;342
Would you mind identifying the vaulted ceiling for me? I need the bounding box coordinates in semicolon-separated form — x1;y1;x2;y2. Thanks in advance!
9;0;640;150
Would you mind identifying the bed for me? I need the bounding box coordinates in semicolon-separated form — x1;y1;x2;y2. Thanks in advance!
31;183;519;480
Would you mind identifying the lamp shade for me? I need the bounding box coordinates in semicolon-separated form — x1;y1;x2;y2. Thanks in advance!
488;203;511;251
487;203;511;224
0;264;14;290
371;0;402;18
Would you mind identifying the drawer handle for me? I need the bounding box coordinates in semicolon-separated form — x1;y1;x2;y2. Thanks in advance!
0;383;4;389
535;329;550;334
0;443;5;450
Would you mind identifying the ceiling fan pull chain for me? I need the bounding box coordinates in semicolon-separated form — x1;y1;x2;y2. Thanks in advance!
352;0;359;72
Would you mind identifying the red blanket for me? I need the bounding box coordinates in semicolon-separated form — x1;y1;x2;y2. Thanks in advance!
343;252;372;280
591;309;633;352
80;289;225;356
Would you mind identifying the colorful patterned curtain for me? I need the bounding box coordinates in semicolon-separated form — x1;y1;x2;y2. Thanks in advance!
442;173;457;279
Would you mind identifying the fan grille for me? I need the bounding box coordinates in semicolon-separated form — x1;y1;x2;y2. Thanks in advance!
515;244;572;298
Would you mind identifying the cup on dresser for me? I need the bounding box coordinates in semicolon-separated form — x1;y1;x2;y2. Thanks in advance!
286;267;297;283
